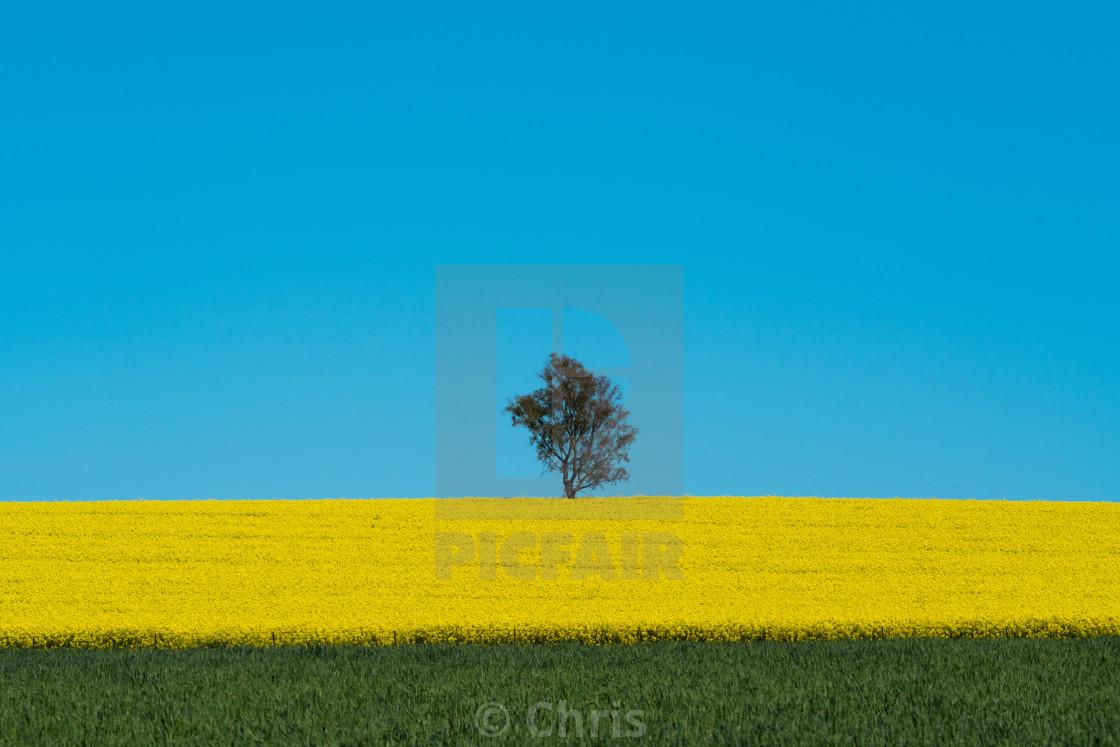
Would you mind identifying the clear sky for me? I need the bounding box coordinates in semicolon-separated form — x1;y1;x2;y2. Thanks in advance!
2;1;1117;501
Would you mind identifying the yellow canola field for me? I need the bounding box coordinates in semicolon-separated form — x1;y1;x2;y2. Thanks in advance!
1;496;1119;648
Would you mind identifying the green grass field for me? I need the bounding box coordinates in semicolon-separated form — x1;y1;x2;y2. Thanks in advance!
2;639;1118;745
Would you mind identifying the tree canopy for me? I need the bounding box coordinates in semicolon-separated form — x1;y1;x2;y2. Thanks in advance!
503;353;638;498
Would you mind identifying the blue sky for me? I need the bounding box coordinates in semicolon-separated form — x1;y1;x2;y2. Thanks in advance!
2;1;1117;501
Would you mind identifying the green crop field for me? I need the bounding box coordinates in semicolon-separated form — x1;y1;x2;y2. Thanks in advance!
2;638;1118;745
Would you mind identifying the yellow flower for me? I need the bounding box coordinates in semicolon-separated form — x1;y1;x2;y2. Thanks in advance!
0;496;1117;647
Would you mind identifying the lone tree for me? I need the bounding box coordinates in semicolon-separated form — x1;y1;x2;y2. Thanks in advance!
503;353;638;498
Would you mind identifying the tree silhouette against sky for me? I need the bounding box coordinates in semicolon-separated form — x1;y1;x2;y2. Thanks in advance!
503;353;638;498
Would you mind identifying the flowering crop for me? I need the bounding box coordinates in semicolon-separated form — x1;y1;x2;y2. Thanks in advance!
1;496;1118;648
